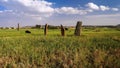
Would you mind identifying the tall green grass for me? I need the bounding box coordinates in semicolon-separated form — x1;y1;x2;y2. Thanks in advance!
0;27;119;68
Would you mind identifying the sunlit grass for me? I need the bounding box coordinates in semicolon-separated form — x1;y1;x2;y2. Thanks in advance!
0;27;119;67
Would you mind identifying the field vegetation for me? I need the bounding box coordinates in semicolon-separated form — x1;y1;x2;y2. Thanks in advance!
0;27;119;68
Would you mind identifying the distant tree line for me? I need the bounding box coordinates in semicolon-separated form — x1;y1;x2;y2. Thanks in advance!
0;24;120;29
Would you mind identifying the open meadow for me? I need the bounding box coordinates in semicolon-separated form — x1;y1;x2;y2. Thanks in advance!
0;27;120;68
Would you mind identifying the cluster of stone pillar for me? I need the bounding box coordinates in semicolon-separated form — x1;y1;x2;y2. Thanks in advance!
44;21;82;36
17;21;82;36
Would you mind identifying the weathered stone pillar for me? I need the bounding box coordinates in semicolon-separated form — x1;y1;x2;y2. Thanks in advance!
61;25;65;36
74;21;82;36
44;24;48;36
17;23;20;31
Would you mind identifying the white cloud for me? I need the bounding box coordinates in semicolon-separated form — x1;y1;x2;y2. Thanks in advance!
0;11;3;13
2;0;8;2
0;1;119;27
86;2;99;10
56;7;78;14
0;0;55;21
86;2;119;12
0;9;13;13
100;5;110;11
55;7;87;15
0;0;57;27
112;8;119;11
17;0;54;13
86;9;93;12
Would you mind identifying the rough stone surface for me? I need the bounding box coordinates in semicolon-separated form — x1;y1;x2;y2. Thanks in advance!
25;30;31;33
61;25;65;36
44;24;48;36
17;23;20;31
74;21;82;36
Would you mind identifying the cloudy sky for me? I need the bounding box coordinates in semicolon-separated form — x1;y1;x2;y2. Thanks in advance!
0;0;120;27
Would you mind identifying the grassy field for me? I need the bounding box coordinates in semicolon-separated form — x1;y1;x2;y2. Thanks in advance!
0;27;120;68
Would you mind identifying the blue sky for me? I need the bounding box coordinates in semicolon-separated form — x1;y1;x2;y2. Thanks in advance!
47;0;120;8
0;0;120;27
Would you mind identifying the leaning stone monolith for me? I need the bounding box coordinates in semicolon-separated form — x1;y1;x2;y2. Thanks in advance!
61;25;65;36
44;24;48;36
74;21;82;36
